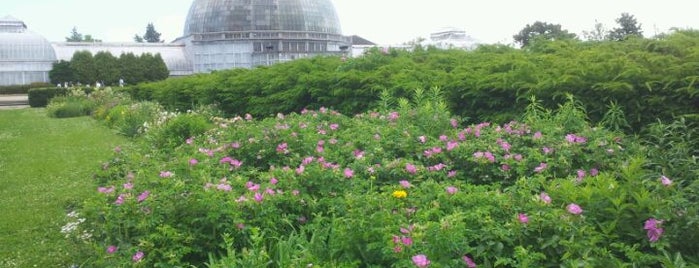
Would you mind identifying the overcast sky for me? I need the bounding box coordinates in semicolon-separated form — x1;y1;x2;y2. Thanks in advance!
3;0;698;45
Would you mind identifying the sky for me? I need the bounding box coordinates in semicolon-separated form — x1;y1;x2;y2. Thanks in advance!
3;0;699;45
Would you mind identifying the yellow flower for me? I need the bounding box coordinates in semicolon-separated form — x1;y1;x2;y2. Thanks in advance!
392;190;408;199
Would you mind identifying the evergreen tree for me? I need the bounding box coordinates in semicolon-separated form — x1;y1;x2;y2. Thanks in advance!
608;13;643;41
134;34;144;43
143;23;162;43
70;51;97;84
513;21;578;47
119;53;145;84
66;27;83;42
94;51;120;85
49;60;75;84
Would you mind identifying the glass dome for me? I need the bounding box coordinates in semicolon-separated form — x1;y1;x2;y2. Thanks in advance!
183;0;343;36
0;16;56;86
0;16;56;62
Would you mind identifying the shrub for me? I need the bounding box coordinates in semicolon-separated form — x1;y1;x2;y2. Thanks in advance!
147;113;213;149
28;87;68;107
71;91;697;266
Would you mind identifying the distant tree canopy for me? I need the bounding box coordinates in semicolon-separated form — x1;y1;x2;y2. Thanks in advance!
66;27;102;42
135;23;163;43
49;51;169;85
608;13;643;40
513;21;577;47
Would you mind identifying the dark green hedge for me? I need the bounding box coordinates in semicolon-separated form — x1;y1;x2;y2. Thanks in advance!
28;87;68;107
0;82;52;95
124;30;699;132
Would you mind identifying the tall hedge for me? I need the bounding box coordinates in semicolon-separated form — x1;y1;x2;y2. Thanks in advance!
123;30;699;132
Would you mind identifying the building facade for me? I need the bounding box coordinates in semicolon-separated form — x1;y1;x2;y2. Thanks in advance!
1;0;355;86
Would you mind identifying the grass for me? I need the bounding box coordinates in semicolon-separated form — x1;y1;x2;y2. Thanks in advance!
0;108;129;267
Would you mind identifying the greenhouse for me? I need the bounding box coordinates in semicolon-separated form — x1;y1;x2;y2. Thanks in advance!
0;16;56;86
178;0;350;72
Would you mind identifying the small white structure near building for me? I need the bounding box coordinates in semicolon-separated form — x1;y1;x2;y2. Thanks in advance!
426;27;480;50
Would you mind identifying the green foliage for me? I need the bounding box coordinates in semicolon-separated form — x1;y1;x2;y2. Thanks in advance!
62;89;697;266
147;113;213;149
125;30;699;134
66;26;101;42
46;92;95;118
70;51;97;84
28;87;68;107
49;60;75;85
142;23;162;43
513;21;578;47
608;13;644;41
0;82;51;94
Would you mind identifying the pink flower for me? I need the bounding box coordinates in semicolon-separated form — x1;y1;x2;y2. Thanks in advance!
189;158;199;166
542;147;553;154
217;184;232;192
399;180;412;188
388;111;400;121
565;134;576;143
660;175;672;186
567;203;583;215
98;186;115;194
302;156;314;165
576;169;586;182
186;137;194;144
137;191;150;203
344;168;354;178
231;142;241;149
296;165;305;174
463;255;477;268
447;170;457;178
518;213;529;224
590;168;599;176
500;141;511;152
412;254;430;268
115;194;126;205
316;145;324;153
540;192;552;204
159;171;173;178
446;140;458;151
132;251;144;262
401;236;413;246
644;218;664;242
270;178;278;185
254;192;264;203
439;135;448;141
393;246;402;253
106;245;118;254
450;118;458;128
534;162;547;173
533;131;542;139
406;163;417;174
276;143;289;154
513;154;523;161
418;135;427;143
446;186;458;195
501;164;510;171
244;114;253;120
292;190;300;196
353;150;364;159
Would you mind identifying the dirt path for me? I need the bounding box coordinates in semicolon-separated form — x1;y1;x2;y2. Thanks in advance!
0;95;29;109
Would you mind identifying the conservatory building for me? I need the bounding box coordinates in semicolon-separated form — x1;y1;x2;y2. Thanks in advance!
0;16;56;86
1;0;357;86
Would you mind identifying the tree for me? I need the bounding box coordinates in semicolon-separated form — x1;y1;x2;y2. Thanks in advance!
582;20;608;41
143;23;162;43
49;60;75;84
513;21;577;48
70;51;97;84
94;51;120;85
141;53;169;81
65;27;101;42
134;34;144;43
608;13;643;41
66;27;83;42
119;53;145;84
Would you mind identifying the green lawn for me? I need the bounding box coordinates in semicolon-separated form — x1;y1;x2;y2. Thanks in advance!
0;108;129;267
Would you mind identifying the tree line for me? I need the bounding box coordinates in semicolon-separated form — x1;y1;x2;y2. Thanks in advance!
513;13;643;47
49;51;169;86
